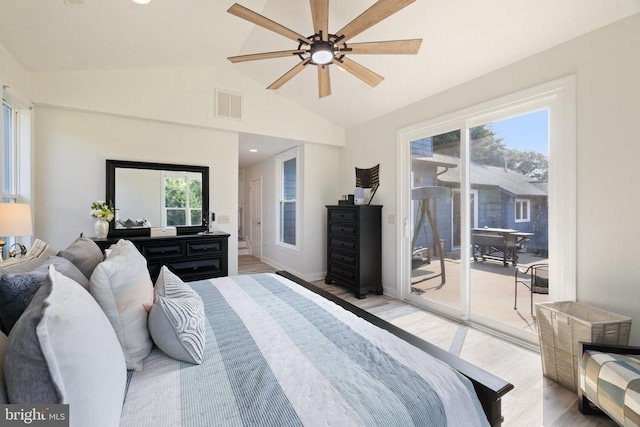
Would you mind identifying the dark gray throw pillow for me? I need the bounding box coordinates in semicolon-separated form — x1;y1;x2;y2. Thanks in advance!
57;236;104;280
4;267;126;426
0;256;89;334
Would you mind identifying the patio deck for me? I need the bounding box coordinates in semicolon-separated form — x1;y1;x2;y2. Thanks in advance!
411;251;549;334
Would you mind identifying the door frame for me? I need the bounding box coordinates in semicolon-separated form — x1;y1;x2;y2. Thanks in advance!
249;177;263;259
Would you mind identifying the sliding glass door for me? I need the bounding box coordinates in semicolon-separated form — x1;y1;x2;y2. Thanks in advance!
398;77;576;345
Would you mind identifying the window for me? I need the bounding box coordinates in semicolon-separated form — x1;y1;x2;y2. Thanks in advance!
1;87;32;257
515;199;530;222
2;100;18;202
163;172;202;226
276;148;298;248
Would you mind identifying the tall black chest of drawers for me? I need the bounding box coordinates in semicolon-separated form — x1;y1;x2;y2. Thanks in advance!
92;233;229;282
325;205;382;298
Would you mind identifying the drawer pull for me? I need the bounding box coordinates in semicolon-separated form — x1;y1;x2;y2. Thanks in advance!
192;266;199;270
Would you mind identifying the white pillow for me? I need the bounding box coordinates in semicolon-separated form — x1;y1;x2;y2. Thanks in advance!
4;266;126;427
148;266;205;364
90;239;153;371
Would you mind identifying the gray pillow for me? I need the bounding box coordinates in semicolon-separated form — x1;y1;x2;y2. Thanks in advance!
57;236;104;280
0;256;89;335
4;266;126;427
90;239;153;371
148;266;205;364
0;332;7;404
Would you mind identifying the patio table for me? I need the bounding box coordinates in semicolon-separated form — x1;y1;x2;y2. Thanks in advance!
472;228;533;266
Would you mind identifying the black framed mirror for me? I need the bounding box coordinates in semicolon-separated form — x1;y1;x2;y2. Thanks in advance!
106;159;209;237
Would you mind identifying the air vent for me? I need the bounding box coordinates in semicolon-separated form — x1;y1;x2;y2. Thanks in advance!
215;89;243;121
63;0;86;5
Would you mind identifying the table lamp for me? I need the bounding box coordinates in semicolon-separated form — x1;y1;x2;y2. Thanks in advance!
0;202;33;262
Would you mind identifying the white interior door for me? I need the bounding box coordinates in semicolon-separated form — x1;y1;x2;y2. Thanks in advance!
250;177;262;258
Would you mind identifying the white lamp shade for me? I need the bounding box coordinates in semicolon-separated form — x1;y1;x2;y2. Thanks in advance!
0;203;33;237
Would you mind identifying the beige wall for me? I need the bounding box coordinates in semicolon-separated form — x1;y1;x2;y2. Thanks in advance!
341;13;640;343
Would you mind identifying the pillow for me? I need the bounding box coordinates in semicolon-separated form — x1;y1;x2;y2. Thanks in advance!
1;238;57;274
90;239;153;371
0;256;89;334
4;266;126;427
57;236;104;280
148;266;205;364
0;332;7;404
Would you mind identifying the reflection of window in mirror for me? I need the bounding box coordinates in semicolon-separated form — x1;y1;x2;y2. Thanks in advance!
162;172;203;227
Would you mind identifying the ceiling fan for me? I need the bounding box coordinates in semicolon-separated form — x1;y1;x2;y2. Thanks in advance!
227;0;422;98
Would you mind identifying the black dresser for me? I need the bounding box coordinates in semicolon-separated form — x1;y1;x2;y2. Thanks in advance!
92;233;229;282
325;205;382;298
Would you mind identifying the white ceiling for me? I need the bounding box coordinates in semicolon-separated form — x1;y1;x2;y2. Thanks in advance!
1;0;639;167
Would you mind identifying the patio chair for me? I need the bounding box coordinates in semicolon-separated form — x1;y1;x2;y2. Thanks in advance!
514;263;549;315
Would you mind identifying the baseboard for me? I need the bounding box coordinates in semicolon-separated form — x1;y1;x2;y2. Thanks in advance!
260;255;325;283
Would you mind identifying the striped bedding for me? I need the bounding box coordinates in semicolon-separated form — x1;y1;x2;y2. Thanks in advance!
121;273;488;426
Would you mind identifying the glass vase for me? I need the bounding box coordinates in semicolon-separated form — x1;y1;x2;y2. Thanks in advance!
94;219;109;239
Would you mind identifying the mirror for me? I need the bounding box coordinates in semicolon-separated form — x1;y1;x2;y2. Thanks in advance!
106;159;209;237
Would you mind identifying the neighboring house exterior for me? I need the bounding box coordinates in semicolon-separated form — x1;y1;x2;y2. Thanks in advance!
411;140;548;257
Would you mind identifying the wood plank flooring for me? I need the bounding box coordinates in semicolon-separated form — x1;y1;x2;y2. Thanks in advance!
238;255;616;427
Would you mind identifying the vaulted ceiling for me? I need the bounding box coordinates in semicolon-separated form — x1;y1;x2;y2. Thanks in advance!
1;0;639;165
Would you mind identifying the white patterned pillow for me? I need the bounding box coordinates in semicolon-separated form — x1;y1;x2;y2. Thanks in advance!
90;239;153;371
148;266;205;364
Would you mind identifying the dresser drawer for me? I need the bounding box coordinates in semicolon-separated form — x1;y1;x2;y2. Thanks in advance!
329;250;357;267
142;242;184;260
328;224;357;238
168;258;223;278
187;240;224;256
327;263;357;286
328;237;357;252
328;208;358;223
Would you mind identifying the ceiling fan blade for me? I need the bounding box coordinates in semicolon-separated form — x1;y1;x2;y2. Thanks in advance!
343;39;422;55
267;59;312;90
310;0;329;41
336;0;415;44
318;65;331;98
228;3;312;45
337;57;384;87
228;50;306;63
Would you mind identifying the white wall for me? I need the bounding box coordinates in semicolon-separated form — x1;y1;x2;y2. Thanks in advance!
243;143;340;280
30;66;345;147
342;14;640;343
34;106;240;275
0;43;30;105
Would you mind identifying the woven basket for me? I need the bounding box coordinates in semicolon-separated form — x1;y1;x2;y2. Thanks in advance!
535;301;632;391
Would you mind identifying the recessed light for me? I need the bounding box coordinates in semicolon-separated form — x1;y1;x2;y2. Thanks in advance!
249;149;258;153
132;0;151;4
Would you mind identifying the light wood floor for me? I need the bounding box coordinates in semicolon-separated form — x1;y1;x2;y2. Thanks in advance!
238;255;616;427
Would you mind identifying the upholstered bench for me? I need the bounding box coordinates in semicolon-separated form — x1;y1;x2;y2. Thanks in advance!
579;342;640;426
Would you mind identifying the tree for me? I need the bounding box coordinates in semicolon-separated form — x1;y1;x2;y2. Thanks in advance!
506;150;548;180
432;124;548;180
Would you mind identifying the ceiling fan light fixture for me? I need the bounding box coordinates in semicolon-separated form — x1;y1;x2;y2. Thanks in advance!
310;42;334;65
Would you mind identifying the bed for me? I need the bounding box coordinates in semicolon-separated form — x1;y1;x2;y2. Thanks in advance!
120;272;513;426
